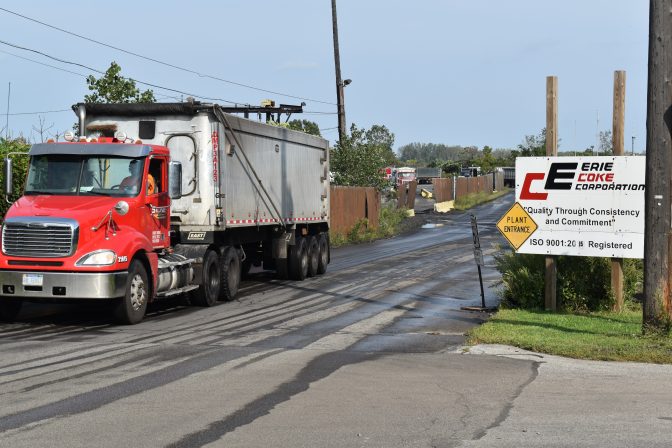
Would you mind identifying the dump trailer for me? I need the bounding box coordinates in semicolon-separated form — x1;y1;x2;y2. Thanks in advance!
0;102;330;324
416;167;441;184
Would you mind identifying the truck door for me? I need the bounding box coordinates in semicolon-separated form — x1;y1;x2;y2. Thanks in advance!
145;156;170;249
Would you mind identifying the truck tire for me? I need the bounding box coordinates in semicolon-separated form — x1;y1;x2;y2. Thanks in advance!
307;236;319;277
114;260;149;325
289;236;308;281
191;249;221;307
0;299;22;322
317;233;329;275
220;247;241;301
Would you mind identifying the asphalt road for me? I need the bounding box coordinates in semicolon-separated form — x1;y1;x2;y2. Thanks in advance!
0;193;540;447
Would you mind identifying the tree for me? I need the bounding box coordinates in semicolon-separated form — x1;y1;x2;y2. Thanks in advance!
476;145;497;173
0;137;30;219
598;130;613;155
330;124;396;190
85;62;155;103
512;128;548;158
287;119;321;136
365;125;397;166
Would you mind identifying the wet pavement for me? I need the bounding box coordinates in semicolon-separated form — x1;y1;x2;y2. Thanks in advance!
0;193;534;447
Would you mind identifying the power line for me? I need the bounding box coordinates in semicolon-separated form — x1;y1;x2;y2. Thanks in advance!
7;109;70;116
0;39;251;106
0;6;336;106
0;48;87;77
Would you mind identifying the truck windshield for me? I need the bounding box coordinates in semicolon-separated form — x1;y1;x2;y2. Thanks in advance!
25;155;145;197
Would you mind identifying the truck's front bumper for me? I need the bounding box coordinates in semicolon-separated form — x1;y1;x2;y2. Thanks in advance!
0;270;128;300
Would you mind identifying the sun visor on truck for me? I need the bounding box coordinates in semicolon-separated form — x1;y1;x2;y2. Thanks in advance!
72;102;201;117
29;143;152;158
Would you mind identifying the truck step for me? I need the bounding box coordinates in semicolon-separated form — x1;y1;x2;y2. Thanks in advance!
156;284;200;298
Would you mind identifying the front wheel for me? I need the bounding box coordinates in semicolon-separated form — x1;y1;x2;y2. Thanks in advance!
114;260;149;325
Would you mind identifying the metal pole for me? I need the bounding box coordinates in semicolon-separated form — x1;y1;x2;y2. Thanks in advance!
631;136;636;155
331;0;346;142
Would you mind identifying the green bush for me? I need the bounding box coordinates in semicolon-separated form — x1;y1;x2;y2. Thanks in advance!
332;204;408;247
494;249;643;312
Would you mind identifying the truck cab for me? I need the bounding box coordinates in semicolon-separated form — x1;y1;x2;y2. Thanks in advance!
0;136;179;324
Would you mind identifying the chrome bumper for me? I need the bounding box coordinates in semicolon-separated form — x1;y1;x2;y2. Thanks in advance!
0;270;128;299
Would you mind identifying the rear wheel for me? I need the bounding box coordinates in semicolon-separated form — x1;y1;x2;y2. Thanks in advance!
317;233;329;275
191;249;221;307
307;236;319;277
289;237;309;281
114;260;149;325
0;299;22;322
220;247;241;301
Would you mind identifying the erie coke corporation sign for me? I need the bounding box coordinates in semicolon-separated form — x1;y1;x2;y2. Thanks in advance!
514;156;645;259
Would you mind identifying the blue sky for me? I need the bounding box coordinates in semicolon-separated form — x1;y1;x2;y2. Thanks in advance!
0;1;649;153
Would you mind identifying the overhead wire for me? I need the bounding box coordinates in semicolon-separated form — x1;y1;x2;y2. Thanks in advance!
0;48;87;77
0;39;251;106
0;6;337;106
7;109;70;116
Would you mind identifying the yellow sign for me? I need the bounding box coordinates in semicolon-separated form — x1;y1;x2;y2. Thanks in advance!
496;202;538;250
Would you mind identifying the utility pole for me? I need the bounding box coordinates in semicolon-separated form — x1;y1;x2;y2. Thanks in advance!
611;70;626;312
644;0;672;331
331;0;347;142
545;76;558;311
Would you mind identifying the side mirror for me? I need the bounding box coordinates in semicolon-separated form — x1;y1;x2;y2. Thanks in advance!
3;157;12;197
169;161;182;200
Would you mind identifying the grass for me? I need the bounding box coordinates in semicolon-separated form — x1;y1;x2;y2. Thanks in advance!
331;205;409;247
454;188;511;210
467;308;672;363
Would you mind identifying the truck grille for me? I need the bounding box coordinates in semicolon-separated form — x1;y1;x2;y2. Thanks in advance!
2;218;78;258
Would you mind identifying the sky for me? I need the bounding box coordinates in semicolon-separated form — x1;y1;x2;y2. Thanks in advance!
0;1;650;153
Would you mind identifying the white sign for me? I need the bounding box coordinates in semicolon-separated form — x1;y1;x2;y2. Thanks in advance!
515;156;644;259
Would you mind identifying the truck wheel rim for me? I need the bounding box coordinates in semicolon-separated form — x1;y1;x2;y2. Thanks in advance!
130;274;146;311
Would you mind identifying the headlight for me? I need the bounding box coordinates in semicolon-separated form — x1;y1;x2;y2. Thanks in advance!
75;250;117;266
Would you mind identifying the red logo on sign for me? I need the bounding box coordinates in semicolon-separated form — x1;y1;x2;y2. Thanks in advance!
520;173;548;200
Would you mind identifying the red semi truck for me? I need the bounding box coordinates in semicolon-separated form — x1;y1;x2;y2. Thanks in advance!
0;102;331;324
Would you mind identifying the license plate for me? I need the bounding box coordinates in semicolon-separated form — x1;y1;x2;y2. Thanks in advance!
22;274;43;287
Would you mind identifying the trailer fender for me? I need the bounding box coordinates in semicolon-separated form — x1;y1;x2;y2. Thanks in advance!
272;231;294;259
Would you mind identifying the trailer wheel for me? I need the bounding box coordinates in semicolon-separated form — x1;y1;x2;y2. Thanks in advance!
220;247;241;301
307;236;319;277
289;237;309;281
191;249;221;307
0;299;22;322
114;260;148;325
317;233;329;275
